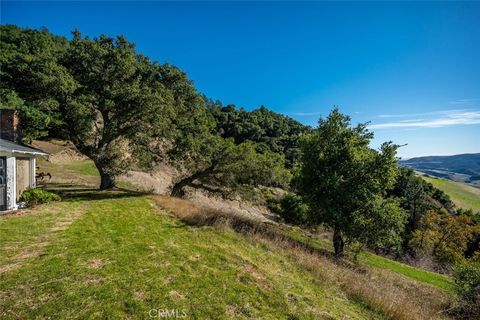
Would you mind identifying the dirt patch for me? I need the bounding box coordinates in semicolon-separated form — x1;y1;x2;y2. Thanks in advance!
119;164;178;194
85;258;110;269
134;290;146;301
48;148;88;164
32;140;88;163
168;290;185;300
84;274;104;284
242;263;270;290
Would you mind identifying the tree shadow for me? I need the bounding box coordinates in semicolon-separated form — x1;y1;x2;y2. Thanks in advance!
44;183;149;202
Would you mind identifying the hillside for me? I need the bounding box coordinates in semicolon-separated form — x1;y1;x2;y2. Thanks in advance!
422;176;480;212
400;153;480;187
0;142;456;319
0;189;454;319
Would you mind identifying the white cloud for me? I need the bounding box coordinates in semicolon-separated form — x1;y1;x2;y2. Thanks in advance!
450;98;480;105
377;109;468;119
369;110;480;129
290;112;323;116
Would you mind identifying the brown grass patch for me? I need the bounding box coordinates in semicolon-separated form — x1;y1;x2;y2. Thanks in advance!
151;195;454;320
242;263;271;290
85;258;109;269
168;290;185;300
83;274;104;284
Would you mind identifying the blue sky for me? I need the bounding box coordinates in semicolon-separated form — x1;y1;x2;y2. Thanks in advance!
1;1;479;158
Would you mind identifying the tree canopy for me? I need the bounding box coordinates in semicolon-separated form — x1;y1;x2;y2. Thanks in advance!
208;101;311;167
295;108;407;256
0;25;292;194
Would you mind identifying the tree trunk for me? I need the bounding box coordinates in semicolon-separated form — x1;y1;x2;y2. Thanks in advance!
333;225;344;257
171;178;190;197
94;161;116;190
170;166;215;198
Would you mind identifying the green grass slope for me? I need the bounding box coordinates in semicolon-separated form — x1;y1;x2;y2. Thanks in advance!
423;176;480;212
283;228;454;292
0;191;381;319
1;140;454;319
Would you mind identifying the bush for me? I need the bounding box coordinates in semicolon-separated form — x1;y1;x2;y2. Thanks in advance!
20;188;61;207
451;262;480;319
279;194;310;225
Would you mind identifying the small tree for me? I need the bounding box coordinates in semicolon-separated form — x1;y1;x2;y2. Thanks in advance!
296;108;406;256
452;262;480;319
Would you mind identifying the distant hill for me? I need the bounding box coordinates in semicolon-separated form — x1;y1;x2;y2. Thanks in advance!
422;176;480;212
400;153;480;187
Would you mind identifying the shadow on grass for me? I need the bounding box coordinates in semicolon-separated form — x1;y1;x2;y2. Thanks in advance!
43;183;150;202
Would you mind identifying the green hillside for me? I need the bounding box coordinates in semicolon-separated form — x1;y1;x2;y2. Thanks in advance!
423;176;480;212
0;188;454;319
0;155;456;319
0;193;381;319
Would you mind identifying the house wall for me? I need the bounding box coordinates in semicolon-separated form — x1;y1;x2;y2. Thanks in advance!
30;158;36;188
5;156;16;210
16;157;31;201
0;153;37;211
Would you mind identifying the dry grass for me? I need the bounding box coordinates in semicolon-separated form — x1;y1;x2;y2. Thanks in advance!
151;195;454;320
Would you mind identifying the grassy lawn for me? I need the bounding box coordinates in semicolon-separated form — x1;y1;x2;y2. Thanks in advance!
423;176;480;212
64;160;99;176
0;190;381;319
37;158;99;187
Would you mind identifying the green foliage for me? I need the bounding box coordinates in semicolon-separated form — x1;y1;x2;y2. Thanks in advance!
0;25;74;142
278;194;310;225
391;168;429;232
455;262;480;301
0;25;214;189
296;108;406;255
20;188;60;207
209;103;311;167
1;25;292;195
409;210;480;266
353;196;407;250
62;31;176;188
452;262;480;319
170;136;291;197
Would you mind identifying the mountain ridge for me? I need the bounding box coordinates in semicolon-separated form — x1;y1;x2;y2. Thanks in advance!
400;153;480;187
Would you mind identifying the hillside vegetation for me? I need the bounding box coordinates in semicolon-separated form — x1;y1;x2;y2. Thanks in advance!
1;192;379;319
0;150;456;320
0;189;452;320
422;176;480;212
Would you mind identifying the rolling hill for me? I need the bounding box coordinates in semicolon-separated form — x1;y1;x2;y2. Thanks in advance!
400;153;480;188
422;176;480;212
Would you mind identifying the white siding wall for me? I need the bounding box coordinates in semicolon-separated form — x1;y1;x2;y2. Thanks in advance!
6;156;16;210
30;158;36;188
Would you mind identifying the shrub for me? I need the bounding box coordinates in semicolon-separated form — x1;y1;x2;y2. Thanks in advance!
279;194;310;225
20;188;61;207
451;262;480;319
